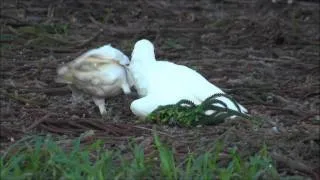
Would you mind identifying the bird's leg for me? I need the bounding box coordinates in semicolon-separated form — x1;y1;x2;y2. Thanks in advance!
69;85;84;105
92;96;109;118
121;82;132;95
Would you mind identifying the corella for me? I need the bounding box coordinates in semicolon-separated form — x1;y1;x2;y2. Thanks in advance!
56;44;133;117
128;39;247;118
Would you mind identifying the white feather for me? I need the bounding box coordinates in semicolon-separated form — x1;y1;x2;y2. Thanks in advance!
129;39;247;118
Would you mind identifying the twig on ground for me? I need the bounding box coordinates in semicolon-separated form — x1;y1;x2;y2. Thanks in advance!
67;121;94;131
35;119;148;137
24;29;103;52
89;15;221;35
133;125;173;137
40;124;78;135
248;55;318;67
271;152;318;180
20;87;70;96
0;125;24;139
24;114;51;132
266;107;303;117
298;113;320;123
73;29;103;48
0;90;48;107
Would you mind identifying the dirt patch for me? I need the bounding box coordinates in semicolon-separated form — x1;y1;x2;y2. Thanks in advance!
1;0;319;178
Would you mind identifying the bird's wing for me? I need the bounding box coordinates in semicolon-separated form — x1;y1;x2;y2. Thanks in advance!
71;63;123;87
57;54;122;82
65;64;125;97
173;63;248;113
69;54;119;71
87;44;130;65
148;61;248;113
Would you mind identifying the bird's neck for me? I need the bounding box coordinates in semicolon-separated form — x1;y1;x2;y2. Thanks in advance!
131;47;156;64
131;56;156;67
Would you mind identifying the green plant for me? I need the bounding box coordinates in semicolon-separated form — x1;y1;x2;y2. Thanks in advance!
0;134;279;179
147;93;251;127
154;133;177;180
163;38;185;50
17;24;69;35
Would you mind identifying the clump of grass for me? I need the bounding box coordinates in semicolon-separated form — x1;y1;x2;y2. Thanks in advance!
0;34;18;50
1;134;279;179
13;23;70;47
0;135;150;179
154;134;178;180
208;19;232;28
163;38;185;50
17;24;69;36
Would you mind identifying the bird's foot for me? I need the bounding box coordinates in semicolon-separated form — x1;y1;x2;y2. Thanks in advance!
92;97;111;120
101;111;109;120
70;85;84;102
100;108;113;120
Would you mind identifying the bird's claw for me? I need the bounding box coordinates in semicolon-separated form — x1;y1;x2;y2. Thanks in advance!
100;107;114;120
101;111;109;120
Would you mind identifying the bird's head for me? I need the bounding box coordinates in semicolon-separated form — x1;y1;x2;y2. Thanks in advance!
108;45;130;66
131;39;156;65
119;54;130;65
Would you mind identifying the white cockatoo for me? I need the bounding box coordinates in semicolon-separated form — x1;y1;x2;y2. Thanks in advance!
272;0;293;4
56;44;133;116
128;39;247;118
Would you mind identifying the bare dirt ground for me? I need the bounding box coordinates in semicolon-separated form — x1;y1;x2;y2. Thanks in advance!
1;0;319;178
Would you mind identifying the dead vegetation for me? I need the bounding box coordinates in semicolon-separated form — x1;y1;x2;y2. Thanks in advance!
1;0;319;178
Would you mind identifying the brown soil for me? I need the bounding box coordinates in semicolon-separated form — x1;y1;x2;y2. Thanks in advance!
1;0;319;178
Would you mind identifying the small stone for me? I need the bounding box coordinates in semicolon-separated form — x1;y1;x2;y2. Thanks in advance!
272;126;280;134
71;115;80;119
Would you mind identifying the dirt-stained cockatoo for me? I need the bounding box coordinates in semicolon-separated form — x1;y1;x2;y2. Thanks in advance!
128;39;247;118
56;44;133;117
